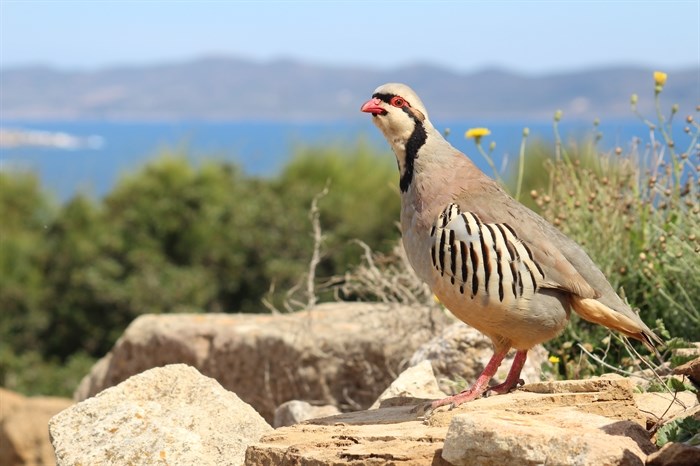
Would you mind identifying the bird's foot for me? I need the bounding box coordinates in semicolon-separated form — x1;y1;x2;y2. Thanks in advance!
412;387;485;417
485;378;524;396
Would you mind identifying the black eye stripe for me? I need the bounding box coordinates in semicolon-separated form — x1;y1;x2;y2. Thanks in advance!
372;92;395;104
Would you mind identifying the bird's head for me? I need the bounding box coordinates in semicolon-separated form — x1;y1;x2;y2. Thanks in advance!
361;83;436;192
360;83;429;144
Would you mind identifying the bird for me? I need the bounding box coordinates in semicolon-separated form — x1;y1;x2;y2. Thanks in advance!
361;83;662;410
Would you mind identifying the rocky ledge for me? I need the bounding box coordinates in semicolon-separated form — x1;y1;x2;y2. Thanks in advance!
45;362;699;466
246;376;698;466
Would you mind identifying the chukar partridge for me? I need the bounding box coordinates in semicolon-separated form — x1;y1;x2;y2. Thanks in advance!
361;83;662;409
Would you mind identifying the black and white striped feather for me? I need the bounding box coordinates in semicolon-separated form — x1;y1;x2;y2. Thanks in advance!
429;203;545;307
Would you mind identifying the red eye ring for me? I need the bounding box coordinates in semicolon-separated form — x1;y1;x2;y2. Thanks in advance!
390;96;407;108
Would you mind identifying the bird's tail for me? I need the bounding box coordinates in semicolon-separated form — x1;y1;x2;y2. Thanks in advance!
570;296;663;355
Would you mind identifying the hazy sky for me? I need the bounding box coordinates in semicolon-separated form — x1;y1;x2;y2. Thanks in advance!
1;0;698;74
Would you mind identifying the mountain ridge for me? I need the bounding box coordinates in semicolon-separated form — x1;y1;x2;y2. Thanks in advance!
1;56;696;121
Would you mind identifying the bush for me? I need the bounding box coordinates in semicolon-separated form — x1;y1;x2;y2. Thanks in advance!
0;144;400;395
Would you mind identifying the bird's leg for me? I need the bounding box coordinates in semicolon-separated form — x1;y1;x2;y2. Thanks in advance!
429;347;510;410
486;349;528;395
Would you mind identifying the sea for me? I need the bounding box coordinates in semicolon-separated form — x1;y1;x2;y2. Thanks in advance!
0;118;669;202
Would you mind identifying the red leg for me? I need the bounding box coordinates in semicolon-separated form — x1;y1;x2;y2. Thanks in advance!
487;349;528;395
430;347;510;410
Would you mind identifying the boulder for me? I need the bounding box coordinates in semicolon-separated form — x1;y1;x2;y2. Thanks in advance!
0;388;73;466
673;355;700;386
442;409;653;466
75;303;452;421
371;359;447;409
646;442;700;466
49;364;271;466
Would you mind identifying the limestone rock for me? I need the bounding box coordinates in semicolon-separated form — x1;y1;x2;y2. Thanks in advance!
50;364;272;466
425;377;647;427
0;388;73;466
371;360;448;409
245;376;656;465
246;416;449;466
273;401;340;428
75;303;451;421
673;355;700;386
441;409;653;466
634;391;699;427
646;442;700;466
409;322;549;393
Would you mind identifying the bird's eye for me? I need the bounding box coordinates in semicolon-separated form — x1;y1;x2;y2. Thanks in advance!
390;97;407;108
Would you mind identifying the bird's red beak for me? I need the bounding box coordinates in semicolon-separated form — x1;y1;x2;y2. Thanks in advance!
361;98;386;115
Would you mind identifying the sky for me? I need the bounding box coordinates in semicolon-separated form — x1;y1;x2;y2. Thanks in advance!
0;0;698;75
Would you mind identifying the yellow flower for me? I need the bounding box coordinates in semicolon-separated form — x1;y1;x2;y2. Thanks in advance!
653;71;668;86
548;355;560;364
465;127;491;140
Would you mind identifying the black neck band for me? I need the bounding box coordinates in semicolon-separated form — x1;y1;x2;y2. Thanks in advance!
400;117;427;192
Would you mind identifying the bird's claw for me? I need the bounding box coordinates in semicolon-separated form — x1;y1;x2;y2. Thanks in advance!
484;378;526;397
411;398;457;418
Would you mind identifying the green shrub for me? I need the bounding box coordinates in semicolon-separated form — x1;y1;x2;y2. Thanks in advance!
0;143;399;395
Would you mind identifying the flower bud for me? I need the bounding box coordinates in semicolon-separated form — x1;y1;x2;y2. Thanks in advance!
653;71;668;87
654;71;668;87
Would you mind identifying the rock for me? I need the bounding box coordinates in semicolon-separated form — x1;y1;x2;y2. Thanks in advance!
427;377;647;427
75;303;451;422
646;442;700;466
245;376;656;465
0;388;73;466
371;360;448;409
673;356;700;386
673;342;700;360
50;364;272;466
634;391;699;427
442;409;653;466
246;414;449;466
274;401;340;428
409;322;549;394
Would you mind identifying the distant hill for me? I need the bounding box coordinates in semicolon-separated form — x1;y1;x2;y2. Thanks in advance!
1;57;697;121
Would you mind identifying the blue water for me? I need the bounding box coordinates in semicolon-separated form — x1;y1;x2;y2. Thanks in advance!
0;118;667;201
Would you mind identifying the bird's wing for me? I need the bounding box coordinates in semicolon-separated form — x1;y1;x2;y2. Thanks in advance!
447;191;599;300
448;185;662;349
